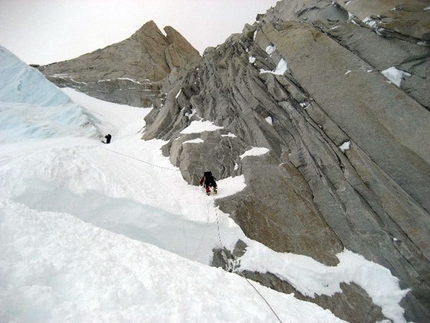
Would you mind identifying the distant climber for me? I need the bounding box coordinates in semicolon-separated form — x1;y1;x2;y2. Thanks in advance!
200;171;217;195
104;134;112;144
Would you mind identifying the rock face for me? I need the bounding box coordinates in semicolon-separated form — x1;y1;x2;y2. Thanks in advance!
37;21;200;107
36;1;430;321
142;1;430;322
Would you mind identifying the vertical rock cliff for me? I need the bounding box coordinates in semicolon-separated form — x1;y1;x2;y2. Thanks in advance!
142;1;430;321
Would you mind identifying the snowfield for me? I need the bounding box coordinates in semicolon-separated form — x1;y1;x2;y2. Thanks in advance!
0;45;409;322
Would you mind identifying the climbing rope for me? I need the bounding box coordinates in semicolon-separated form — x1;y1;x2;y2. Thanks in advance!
190;202;210;260
214;205;224;250
242;275;284;323
212;203;284;323
99;144;283;323
99;145;177;171
97;144;189;258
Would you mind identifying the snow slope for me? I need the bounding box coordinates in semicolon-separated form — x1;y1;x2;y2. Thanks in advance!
0;46;409;322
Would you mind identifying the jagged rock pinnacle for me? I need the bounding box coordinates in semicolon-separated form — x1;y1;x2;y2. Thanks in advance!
38;20;200;106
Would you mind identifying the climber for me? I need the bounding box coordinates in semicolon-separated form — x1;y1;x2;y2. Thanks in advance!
199;171;217;195
104;133;112;144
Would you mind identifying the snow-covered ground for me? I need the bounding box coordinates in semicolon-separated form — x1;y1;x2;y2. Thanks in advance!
0;45;409;322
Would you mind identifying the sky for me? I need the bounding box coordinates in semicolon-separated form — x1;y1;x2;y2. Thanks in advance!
0;45;410;323
0;0;277;65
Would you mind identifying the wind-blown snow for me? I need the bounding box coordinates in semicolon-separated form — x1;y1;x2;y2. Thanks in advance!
0;46;410;323
266;44;275;55
266;116;273;125
363;17;377;28
240;247;409;321
339;141;351;152
240;147;270;159
381;66;411;87
274;59;288;74
183;138;204;145
260;59;288;75
180;120;223;134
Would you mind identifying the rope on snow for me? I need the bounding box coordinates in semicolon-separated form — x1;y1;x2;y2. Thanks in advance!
212;202;284;323
99;144;283;323
99;145;177;172
98;144;189;257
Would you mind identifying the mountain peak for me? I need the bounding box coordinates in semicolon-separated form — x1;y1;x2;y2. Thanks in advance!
132;20;166;43
38;20;201;106
163;25;200;69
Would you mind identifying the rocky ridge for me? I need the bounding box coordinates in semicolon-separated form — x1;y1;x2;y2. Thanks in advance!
142;1;430;322
37;21;200;107
39;1;430;322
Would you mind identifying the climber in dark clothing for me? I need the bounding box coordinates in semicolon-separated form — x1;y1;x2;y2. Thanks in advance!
199;171;217;195
104;134;112;144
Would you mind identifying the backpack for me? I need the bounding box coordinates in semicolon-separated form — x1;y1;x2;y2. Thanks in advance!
204;171;213;181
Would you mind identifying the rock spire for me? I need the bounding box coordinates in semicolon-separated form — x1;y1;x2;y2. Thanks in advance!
38;20;200;106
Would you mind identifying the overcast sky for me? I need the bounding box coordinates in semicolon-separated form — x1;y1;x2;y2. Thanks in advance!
0;0;277;65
